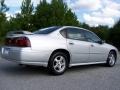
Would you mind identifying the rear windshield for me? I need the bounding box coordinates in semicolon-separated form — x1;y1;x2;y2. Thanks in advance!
34;27;61;34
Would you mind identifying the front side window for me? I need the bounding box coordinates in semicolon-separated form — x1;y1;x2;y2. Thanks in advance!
66;28;86;41
83;30;101;43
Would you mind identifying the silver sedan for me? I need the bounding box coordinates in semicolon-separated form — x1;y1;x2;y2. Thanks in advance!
1;26;119;75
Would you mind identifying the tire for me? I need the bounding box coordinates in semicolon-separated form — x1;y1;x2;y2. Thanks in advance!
48;52;69;75
106;51;116;67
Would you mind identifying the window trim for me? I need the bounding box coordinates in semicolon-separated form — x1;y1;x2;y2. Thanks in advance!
60;28;87;41
83;30;102;43
60;29;67;38
60;27;102;43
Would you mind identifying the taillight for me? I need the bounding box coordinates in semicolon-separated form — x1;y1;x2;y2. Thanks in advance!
5;37;31;47
15;37;31;47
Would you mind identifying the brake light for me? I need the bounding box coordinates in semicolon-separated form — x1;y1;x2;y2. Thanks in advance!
5;37;31;47
15;37;31;47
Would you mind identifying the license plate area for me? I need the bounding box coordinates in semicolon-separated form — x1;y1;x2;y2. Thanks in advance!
4;48;10;55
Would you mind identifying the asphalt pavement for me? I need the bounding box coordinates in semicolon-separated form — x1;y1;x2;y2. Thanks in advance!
0;55;120;90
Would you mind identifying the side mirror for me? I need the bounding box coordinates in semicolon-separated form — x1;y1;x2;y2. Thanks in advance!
97;40;105;44
102;40;105;43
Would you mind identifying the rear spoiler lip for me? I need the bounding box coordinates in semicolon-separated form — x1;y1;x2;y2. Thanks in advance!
6;31;34;37
7;33;33;36
6;34;34;38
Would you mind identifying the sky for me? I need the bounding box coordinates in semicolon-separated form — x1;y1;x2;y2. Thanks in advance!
4;0;120;27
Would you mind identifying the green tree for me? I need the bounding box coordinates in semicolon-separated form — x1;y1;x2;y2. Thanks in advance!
80;23;90;29
0;13;6;37
50;0;79;26
0;0;9;43
63;9;79;26
90;26;109;41
21;0;33;16
33;0;79;29
109;19;120;49
34;0;51;29
21;0;34;31
80;23;109;41
10;0;34;31
50;0;67;25
9;13;23;30
0;0;9;13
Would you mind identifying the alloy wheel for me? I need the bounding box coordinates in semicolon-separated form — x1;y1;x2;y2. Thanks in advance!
53;55;66;73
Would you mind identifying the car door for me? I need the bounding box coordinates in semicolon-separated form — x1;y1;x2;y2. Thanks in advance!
83;30;108;62
65;28;91;64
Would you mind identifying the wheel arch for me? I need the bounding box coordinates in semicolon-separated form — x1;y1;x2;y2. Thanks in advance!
49;49;71;65
110;49;117;60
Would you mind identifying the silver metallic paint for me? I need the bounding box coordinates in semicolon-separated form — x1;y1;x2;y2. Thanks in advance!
1;26;118;67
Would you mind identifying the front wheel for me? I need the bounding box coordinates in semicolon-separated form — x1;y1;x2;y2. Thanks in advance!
48;52;68;75
106;51;116;67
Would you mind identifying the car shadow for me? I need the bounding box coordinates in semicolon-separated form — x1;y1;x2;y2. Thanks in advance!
0;64;50;76
0;63;109;76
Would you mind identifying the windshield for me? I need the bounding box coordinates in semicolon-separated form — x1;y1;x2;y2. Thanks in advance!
34;26;61;34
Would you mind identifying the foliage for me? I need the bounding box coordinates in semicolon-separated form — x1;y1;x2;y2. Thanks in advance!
109;19;120;49
90;26;109;41
0;0;9;43
9;0;34;31
0;0;9;13
0;0;120;50
33;0;79;29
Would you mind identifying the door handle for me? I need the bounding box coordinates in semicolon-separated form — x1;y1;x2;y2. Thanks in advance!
91;44;94;47
69;42;74;45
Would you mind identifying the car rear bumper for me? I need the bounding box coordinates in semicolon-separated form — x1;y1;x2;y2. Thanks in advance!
1;46;50;67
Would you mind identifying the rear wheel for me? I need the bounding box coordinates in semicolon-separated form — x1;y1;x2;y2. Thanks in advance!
106;51;116;67
48;52;68;75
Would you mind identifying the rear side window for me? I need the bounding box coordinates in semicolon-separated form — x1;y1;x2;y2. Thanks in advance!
60;30;67;38
66;28;86;41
